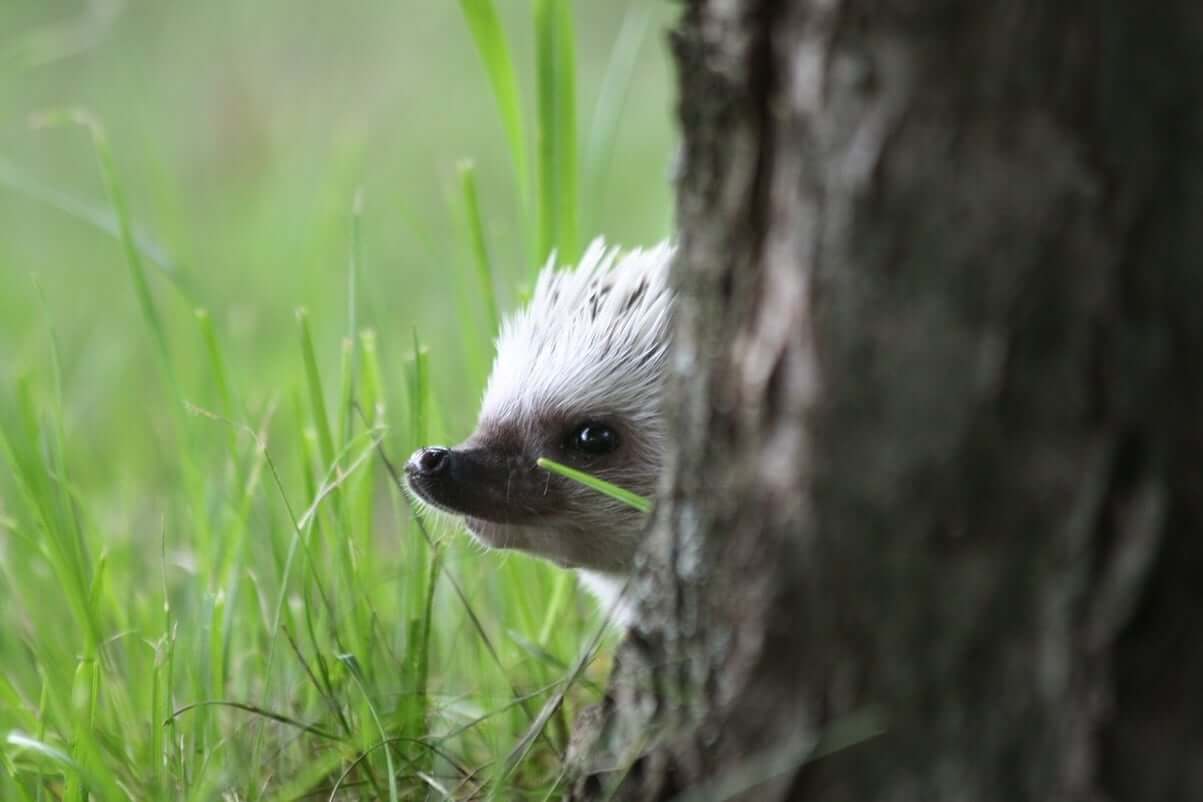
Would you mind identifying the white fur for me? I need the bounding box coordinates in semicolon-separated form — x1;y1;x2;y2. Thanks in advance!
578;569;634;628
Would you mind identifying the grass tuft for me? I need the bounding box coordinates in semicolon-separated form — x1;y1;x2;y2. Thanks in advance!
0;3;669;798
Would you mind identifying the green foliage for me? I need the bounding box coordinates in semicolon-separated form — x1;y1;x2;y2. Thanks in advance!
534;0;581;268
536;458;652;514
0;1;673;798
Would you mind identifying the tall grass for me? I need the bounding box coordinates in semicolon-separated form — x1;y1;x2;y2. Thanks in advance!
0;1;670;799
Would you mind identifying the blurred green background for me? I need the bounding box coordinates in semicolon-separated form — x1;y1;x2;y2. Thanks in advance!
0;1;675;798
0;0;675;483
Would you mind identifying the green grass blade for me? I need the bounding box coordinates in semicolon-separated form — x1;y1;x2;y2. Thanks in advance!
150;544;168;796
358;330;384;430
336;336;355;456
297;307;337;475
456;0;530;208
534;0;579;267
166;700;339;741
195;308;239;461
536;457;651;513
405;329;429;452
458;160;501;337
553;0;578;265
536;571;573;648
341;190;364;447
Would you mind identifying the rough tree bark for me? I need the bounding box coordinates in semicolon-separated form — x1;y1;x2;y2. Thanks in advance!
570;2;1203;800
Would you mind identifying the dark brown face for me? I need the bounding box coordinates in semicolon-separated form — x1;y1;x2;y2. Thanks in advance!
404;415;656;573
404;444;563;526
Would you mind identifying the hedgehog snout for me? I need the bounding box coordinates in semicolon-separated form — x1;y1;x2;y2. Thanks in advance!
404;443;557;526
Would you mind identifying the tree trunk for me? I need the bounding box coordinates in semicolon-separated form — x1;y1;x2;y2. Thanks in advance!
570;2;1203;800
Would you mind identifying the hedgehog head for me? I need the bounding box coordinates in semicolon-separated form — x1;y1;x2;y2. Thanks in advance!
405;238;674;579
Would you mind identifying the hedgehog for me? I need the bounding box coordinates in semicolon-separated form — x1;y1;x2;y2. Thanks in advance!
405;238;675;625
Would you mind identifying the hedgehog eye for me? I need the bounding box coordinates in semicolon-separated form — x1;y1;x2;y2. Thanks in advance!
568;422;619;456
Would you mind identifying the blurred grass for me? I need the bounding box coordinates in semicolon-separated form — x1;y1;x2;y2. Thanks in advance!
0;0;674;798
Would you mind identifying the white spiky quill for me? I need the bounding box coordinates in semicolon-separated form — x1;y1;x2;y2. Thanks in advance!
480;237;675;431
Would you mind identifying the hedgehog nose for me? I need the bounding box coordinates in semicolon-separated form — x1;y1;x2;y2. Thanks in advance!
409;446;450;476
